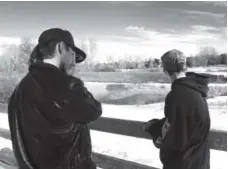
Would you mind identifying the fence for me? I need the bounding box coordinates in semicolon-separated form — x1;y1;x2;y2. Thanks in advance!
0;109;227;169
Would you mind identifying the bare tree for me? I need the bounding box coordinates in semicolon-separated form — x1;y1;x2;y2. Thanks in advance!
79;40;88;54
153;58;160;68
19;38;34;56
0;39;34;103
81;39;97;71
0;44;18;75
0;38;34;76
89;39;97;62
197;46;218;66
199;46;218;57
18;38;34;72
106;55;114;63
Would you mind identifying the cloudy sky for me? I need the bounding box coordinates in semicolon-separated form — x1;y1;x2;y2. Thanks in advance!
0;1;227;62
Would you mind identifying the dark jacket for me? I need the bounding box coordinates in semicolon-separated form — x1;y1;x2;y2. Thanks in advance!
8;62;102;169
145;72;211;169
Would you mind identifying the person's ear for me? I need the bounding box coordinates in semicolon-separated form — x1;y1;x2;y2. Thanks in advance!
58;41;67;54
55;42;62;55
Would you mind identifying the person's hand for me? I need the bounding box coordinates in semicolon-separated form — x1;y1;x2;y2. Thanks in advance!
143;119;160;132
67;63;76;76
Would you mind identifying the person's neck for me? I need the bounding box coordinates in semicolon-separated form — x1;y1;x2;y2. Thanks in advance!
170;72;186;82
43;58;60;68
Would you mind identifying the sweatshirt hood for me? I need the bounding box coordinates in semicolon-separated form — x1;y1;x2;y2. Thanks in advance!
172;72;210;97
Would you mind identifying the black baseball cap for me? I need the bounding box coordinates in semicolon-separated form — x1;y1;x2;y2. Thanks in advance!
37;28;86;63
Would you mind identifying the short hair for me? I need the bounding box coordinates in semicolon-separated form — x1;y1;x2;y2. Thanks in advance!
28;40;70;66
161;49;186;75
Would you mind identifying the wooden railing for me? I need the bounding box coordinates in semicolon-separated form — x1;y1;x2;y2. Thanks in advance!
0;115;227;169
89;117;227;151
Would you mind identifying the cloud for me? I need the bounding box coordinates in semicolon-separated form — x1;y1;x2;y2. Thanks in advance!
181;10;225;19
189;1;227;7
102;34;144;43
191;25;220;32
190;25;227;39
125;26;159;40
103;1;151;7
125;25;226;49
203;1;227;7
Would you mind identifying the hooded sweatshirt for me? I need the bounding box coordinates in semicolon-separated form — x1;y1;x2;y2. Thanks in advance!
147;72;211;169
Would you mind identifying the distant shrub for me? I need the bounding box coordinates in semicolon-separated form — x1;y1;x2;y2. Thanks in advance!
160;85;166;89
106;84;128;91
186;57;194;67
93;63;116;72
208;85;227;98
148;68;162;72
186;47;227;67
153;59;160;68
96;67;116;72
220;53;227;65
0;76;19;103
0;38;33;103
144;58;153;68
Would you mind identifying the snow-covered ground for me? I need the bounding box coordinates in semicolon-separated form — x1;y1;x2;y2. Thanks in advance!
84;82;227;97
84;82;227;104
187;67;227;76
1;133;227;169
85;82;227;86
116;66;227;77
0;96;227;169
0;96;227;131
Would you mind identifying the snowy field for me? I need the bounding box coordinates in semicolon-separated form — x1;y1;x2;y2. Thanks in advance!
0;96;227;169
0;134;227;169
0;68;227;168
0;96;227;131
116;66;227;77
84;82;227;105
188;66;227;76
1;66;226;86
85;82;227;96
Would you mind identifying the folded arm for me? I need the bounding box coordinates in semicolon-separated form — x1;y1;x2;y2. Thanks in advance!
59;77;102;123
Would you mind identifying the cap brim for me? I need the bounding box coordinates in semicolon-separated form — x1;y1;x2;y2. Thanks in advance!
72;46;87;63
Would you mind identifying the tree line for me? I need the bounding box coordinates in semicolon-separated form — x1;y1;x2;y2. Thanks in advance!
0;39;226;74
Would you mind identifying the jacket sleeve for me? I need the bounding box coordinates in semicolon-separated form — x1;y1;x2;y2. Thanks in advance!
59;77;102;123
153;95;194;152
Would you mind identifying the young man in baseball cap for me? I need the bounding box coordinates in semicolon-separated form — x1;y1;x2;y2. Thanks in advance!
8;28;102;169
144;49;211;169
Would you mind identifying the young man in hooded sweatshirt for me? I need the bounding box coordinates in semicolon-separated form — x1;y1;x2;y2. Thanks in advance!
144;49;211;169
